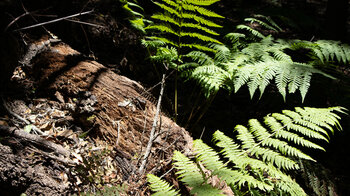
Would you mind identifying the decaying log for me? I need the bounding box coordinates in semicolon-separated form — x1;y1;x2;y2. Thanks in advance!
0;125;70;157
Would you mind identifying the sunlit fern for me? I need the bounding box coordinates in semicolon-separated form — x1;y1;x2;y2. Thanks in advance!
120;0;152;33
148;106;346;196
186;15;350;102
144;0;223;53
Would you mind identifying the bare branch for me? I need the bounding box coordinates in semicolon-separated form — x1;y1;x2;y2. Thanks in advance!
14;10;94;32
139;74;166;174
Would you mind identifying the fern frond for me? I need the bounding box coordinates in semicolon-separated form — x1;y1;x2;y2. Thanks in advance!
182;22;219;35
146;24;179;36
191;184;224;195
149;107;343;196
265;116;325;151
194;139;225;170
314;40;350;64
235;125;255;150
172;150;224;195
271;113;329;142
141;38;166;49
151;13;180;26
254;14;283;31
172;151;205;187
154;2;181;17
159;0;180;8
191;65;228;96
184;51;214;65
182;4;224;18
180;43;217;52
208;43;231;63
147;36;179;47
147;174;180;196
244;17;279;32
185;0;221;6
182;13;223;27
180;32;222;44
237;25;265;39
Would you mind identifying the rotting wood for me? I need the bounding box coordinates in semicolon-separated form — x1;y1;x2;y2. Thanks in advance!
0;125;70;157
2;98;44;135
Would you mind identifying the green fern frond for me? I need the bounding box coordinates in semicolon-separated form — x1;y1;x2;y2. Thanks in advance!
186;0;221;6
190;184;224;195
191;65;228;96
147;36;179;47
253;14;283;31
194;140;225;170
237;24;265;39
313;40;350;64
180;43;216;52
147;174;180;196
244;17;279;32
146;24;179;36
154;2;181;17
182;13;223;27
151;14;180;26
159;0;180;8
184;51;214;65
208;43;231;62
182;22;219;35
172;151;205;187
182;4;224;18
141;38;166;49
149;107;343;196
172;151;224;195
180;32;222;44
271;113;329;142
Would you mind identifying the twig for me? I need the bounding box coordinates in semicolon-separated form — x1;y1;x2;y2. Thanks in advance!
0;125;70;157
138;74;166;174
199;126;205;140
160;167;174;179
14;10;94;32
5;11;30;32
116;120;120;146
137;112;148;165
64;19;105;28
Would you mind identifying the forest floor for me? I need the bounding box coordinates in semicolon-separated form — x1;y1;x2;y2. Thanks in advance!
0;36;193;195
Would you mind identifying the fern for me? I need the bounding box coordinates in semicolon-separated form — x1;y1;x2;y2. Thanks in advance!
146;0;223;53
144;0;224;119
148;107;346;195
147;174;180;196
120;0;150;33
290;39;350;65
187;14;350;102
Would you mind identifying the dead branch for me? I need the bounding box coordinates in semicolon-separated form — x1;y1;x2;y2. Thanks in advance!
14;10;94;31
138;74;166;174
0;125;70;157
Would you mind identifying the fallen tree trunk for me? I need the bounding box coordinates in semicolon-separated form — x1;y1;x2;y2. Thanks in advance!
3;37;194;194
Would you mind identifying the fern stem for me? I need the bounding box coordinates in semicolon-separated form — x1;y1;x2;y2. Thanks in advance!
174;70;178;122
191;91;217;129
